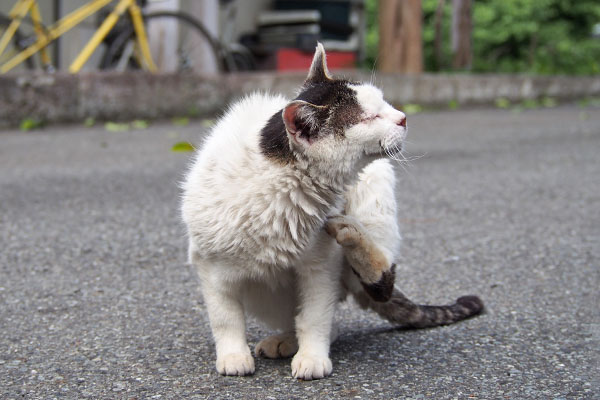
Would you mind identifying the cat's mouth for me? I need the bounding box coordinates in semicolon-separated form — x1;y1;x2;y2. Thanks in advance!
378;136;404;159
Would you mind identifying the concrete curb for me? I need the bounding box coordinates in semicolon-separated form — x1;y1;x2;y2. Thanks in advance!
1;71;599;127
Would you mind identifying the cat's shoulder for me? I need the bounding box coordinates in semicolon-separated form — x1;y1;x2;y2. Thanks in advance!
217;92;288;133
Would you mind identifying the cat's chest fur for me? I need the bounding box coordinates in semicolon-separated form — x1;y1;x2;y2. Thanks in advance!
182;93;342;274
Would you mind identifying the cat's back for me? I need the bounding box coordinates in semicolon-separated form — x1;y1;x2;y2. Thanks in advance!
196;92;287;166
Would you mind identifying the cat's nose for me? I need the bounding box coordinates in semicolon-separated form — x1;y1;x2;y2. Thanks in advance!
397;116;406;127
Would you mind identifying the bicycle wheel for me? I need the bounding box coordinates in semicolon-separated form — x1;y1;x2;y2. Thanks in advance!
100;11;224;73
0;14;35;70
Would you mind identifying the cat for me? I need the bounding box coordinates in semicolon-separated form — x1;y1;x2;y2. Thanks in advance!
181;43;483;380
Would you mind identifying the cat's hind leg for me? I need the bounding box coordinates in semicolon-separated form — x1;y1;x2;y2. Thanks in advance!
241;277;299;359
255;332;298;359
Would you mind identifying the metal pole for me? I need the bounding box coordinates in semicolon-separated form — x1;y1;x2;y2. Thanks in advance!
53;0;61;70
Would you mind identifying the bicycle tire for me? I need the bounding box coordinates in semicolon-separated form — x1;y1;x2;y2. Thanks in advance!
99;11;225;73
0;13;35;70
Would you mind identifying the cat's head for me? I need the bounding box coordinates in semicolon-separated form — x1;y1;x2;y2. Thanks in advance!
281;43;407;172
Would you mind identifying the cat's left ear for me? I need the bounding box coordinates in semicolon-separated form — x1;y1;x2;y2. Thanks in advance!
282;100;328;147
305;42;333;84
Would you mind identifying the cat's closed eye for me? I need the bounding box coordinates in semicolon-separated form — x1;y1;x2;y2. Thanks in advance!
361;114;381;123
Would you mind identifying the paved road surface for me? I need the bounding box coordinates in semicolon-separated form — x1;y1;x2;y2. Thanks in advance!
1;106;598;399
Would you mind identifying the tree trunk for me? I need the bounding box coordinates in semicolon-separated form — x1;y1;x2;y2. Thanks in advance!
378;0;423;74
451;0;472;70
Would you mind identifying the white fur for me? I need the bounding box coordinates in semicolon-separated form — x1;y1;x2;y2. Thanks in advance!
349;84;407;156
182;86;403;379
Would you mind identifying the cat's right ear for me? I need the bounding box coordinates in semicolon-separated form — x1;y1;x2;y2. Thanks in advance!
282;100;327;147
305;42;332;84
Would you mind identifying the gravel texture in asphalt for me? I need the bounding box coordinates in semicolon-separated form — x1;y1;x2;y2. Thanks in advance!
1;106;598;399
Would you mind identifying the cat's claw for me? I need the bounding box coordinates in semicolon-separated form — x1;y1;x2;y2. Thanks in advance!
291;353;333;380
216;352;255;376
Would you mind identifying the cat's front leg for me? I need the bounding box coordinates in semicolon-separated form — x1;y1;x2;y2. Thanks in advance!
292;240;342;380
198;264;254;376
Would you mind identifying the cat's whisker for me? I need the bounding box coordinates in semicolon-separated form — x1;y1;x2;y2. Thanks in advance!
401;151;427;162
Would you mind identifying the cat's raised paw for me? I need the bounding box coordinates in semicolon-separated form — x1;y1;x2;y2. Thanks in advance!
256;332;298;359
291;353;333;380
216;352;255;376
325;215;364;247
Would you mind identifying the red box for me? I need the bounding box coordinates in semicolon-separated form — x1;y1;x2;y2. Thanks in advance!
276;48;356;71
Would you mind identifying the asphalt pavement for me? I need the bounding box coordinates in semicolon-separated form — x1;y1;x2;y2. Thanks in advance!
1;105;598;399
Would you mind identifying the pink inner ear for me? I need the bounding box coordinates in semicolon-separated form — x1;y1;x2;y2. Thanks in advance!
283;103;301;134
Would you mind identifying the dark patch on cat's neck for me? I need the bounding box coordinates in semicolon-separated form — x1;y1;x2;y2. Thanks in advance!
260;110;295;164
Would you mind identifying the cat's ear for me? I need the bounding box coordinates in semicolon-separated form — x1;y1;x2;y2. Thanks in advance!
305;42;332;84
282;100;328;147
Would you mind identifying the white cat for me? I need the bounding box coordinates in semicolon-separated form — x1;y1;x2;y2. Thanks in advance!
181;44;483;380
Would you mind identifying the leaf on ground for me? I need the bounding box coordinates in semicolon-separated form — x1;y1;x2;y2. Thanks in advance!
132;120;149;129
541;97;558;108
495;97;511;109
521;99;539;109
201;119;215;128
84;117;96;127
20;118;44;131
172;117;190;126
105;122;130;132
171;142;195;152
403;104;423;115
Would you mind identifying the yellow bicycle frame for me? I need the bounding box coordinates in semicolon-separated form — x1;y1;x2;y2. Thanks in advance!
0;0;156;74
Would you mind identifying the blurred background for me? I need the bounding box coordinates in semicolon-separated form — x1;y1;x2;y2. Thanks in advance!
1;0;599;127
2;0;599;75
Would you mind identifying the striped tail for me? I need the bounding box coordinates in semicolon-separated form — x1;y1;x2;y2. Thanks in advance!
356;289;484;328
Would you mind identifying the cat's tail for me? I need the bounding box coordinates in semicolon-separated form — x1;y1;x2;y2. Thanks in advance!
354;288;484;328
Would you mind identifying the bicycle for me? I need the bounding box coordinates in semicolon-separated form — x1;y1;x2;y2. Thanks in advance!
0;0;254;74
100;0;256;72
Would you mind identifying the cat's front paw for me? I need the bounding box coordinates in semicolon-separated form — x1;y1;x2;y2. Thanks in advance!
325;215;363;247
291;353;333;380
216;352;255;376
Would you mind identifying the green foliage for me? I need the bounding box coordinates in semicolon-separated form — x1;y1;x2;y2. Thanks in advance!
466;0;600;75
364;0;380;69
366;0;600;75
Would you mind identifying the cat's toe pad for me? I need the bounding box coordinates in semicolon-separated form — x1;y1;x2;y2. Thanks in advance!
291;353;332;380
255;332;298;359
325;215;363;247
216;352;255;376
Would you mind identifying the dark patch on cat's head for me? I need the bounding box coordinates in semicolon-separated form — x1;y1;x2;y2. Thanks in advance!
260;111;296;164
260;43;364;163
